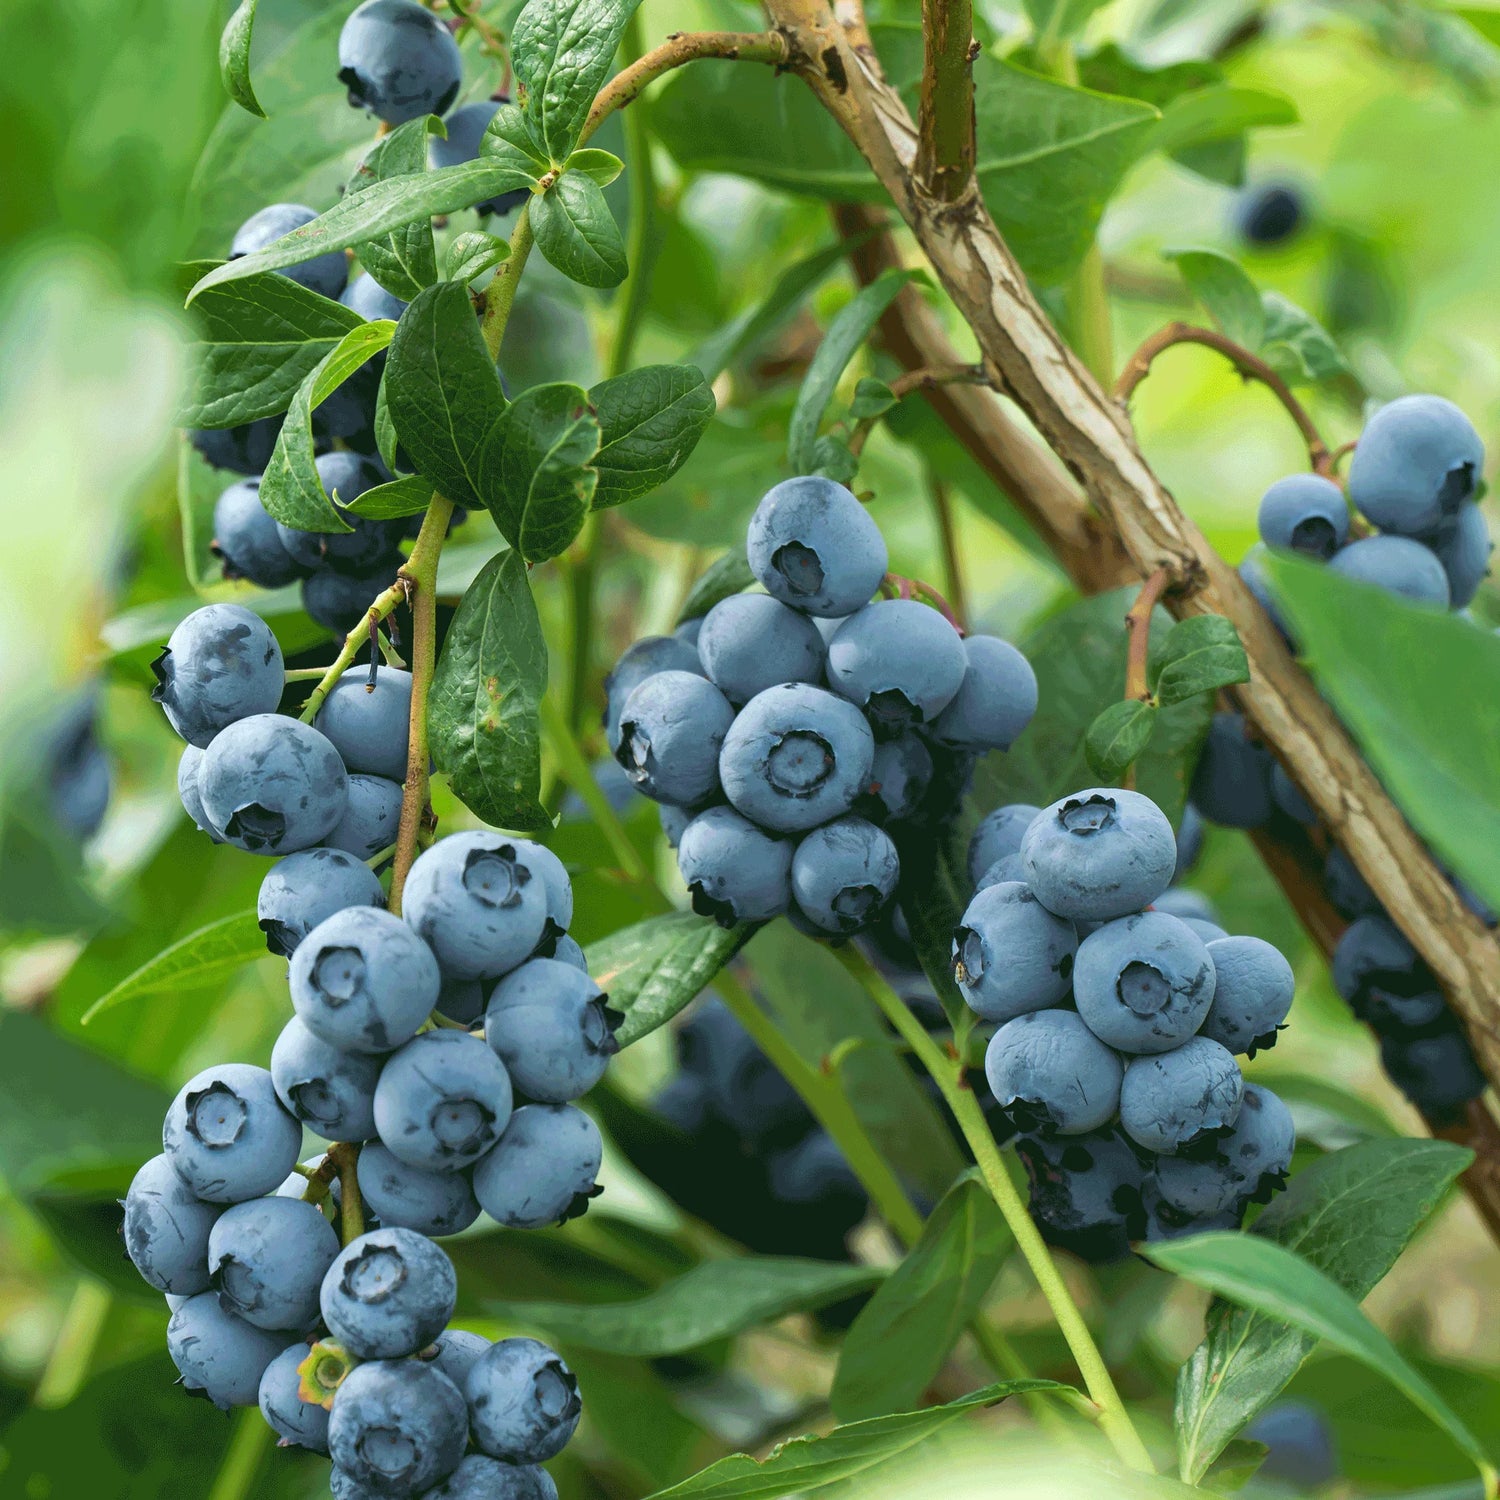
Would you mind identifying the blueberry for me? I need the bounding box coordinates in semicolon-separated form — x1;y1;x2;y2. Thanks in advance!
278;454;403;572
1245;1400;1339;1489
342;273;408;323
271;1015;384;1141
1118;1037;1243;1154
276;1153;342;1209
930;634;1038;751
356;1142;481;1237
424;1455;559;1500
659;801;693;849
327;773;404;860
429;102;529;217
331;1469;381;1500
790;815;899;935
1348;394;1484;535
1238;543;1290;637
766;1130;866;1218
1430;501;1492;608
435;976;487;1027
167;1293;290;1409
259;1342;330;1453
315;666;413;781
1153;1084;1294;1218
615;670;735;807
303;557;403;634
974;852;1026;891
375;1030;513;1171
122;1153;222;1295
421;1329;490;1392
402;832;551;980
718;683;876;833
746;476;888;617
485;959;619;1103
1014;1128;1145;1263
1236;182;1304;246
1020;788;1177;922
1174;803;1204;881
984;1010;1123;1136
1073;911;1215;1054
290;906;441;1053
1199;935;1294;1055
198;714;349;855
465;1338;581;1464
862;732;933;822
504;840;574;947
677;805;793;926
553;934;588;971
967;804;1041;887
321;1227;457;1359
338;0;463;125
675;616;705;646
1257;474;1349;560
1149;887;1219;926
602;635;704;751
1190;713;1274;830
258;847;386;958
1331;913;1447;1033
952;880;1076;1021
191;416;283;475
207;1196;340;1330
1329;534;1451;609
1182;917;1229;944
151;603;284;747
651;1073;710;1134
1269;763;1316;824
329;1357;468;1493
1380;1022;1486;1124
471;1104;601;1228
1141;1181;1244;1241
825;601;966;738
697;592;827;704
164;1064;302;1204
1324;845;1379;919
177;744;222;840
230;204;348;300
212;477;306;588
677;997;805;1148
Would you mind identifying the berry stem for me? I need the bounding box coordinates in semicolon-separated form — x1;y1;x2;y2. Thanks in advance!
296;579;411;724
1120;564;1170;790
327;1141;366;1248
927;473;969;630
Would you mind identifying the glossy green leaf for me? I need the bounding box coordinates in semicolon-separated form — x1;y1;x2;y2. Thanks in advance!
566;147;624;186
1085;698;1157;779
342;474;433;519
445;229;512;285
677;546;754;622
176;438;223;591
531;172;628;288
1025;0;1111;46
1152;86;1296;170
1166;247;1265;349
218;0;265;119
891;824;974;1038
478;100;552;173
589;364;715;510
850;377;897;420
1260;292;1351;385
831;1173;1011;1421
348;115;442;301
428;548;549;832
1151;613;1250;705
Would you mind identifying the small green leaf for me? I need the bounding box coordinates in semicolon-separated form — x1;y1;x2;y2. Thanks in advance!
849;376;897;419
342;474;433;520
1165;247;1265;350
219;0;266;119
565;147;624;186
444;230;511;285
1151;87;1297;172
1024;0;1111;46
349;116;443;301
1085;698;1157;779
1151;614;1250;706
589;364;716;510
809;433;859;484
1200;1440;1268;1494
478;101;551;172
677;545;754;623
429;549;548;831
1259;292;1351;386
531;173;628;288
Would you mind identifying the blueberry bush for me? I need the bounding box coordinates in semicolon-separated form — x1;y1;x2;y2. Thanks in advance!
6;0;1500;1496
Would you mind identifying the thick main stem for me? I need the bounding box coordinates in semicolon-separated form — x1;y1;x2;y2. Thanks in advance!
915;0;976;201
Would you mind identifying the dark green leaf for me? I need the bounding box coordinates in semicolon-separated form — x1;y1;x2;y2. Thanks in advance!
484;382;600;562
891;825;974;1039
1151;613;1250;705
343;474;433;519
676;546;754;622
809;433;859;483
445;229;512;284
429;549;549;831
531;173;628;288
1152;87;1297;178
590;364;716;510
218;0;265;119
850;376;897;419
1200;1440;1268;1494
831;1173;1011;1421
1260;292;1351;386
1085;698;1157;779
375;369;404;476
566;147;624;185
1165;248;1265;349
348;116;442;301
384;281;507;512
177;438;223;591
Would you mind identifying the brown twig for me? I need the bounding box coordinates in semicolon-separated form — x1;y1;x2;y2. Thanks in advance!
1120;567;1169;789
928;474;968;629
914;0;976;202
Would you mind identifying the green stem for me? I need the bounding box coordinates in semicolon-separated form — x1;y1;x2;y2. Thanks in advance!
297;574;413;724
480;209;536;363
836;945;1156;1474
329;1141;366;1247
565;513;601;737
33;1279;111;1409
609;10;657;379
1071;242;1115;388
927;473;968;630
205;1408;272;1500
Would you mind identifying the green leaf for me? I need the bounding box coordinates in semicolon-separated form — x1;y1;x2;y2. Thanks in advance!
343;474;433;519
1264;553;1500;913
258;321;395;531
484;382;600;562
531;172;628;288
1150;613;1250;706
1148;1233;1496;1484
587;913;754;1048
218;0;265;119
809;433;860;484
384;281;507;512
445;230;512;285
429;549;549;832
1259;292;1351;386
1200;1440;1268;1494
511;0;642;162
177;438;223;591
1085;698;1157;780
677;546;754;622
850;377;897;420
179;262;362;428
484;1257;883;1356
348;115;442;301
1151;86;1297;174
1174;1137;1473;1482
566;147;624;186
642;1381;1068;1500
80;910;266;1024
1025;0;1111;46
1165;247;1265;349
789;268;916;471
831;1173;1011;1422
891;825;974;1038
589;364;716;510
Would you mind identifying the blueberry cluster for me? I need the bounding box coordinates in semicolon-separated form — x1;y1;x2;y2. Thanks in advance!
956;789;1296;1260
605;476;1038;937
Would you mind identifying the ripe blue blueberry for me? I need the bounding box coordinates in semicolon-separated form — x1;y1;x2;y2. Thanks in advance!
321;1227;457;1359
191;416;282;475
1014;1129;1145;1262
1430;501;1492;608
327;773;403;861
677;805;793;925
177;744;222;840
1190;713;1274;830
697;592;827;703
1329;534;1451;609
207;1196;340;1330
1155;1081;1293;1217
465;1338;581;1464
1174;803;1204;881
746;476;888;617
1348;394;1484;535
1270;763;1316;824
975;852;1026;891
1324;845;1379;920
420;1329;490;1392
167;1293;290;1410
290;906;441;1054
342;273;408;322
1238;543;1290;638
429;102;528;216
164;1063;302;1203
277;454;403;572
863;732;933;821
271;1015;383;1141
1150;887;1218;926
485;959;619;1103
402;832;551;980
1118;1037;1244;1154
198;714;348;855
719;682;876;833
355;1142;481;1237
678;997;804;1148
374;1030;514;1171
1073;911;1216;1054
602;635;704;750
471;1104;602;1228
1246;1401;1339;1490
151;603;284;747
338;0;463;125
1236;181;1304;245
1380;1023;1486;1124
791;815;899;934
424;1455;559;1500
1331;914;1446;1033
930;634;1038;751
984;1010;1123;1136
1257;473;1349;560
553;933;588;971
329;1357;468;1494
504;839;574;948
967;804;1041;886
122;1153;222;1295
767;1131;865;1214
213;478;306;588
615;670;736;806
1199;936;1294;1055
303;557;403;634
259;1343;330;1454
230;204;348;300
659;801;693;849
315;666;413;781
952;880;1077;1021
258;847;386;958
1020;788;1177;922
825;601;966;737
